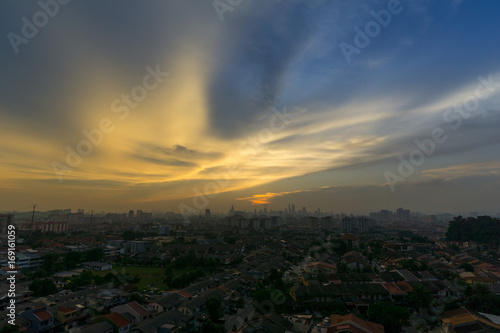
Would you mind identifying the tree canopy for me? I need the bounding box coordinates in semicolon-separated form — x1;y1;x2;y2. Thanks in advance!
446;216;500;245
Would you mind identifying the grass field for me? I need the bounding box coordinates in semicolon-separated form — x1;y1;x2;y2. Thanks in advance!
92;266;189;292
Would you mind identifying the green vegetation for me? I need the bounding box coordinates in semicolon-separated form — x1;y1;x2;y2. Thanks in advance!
29;278;58;297
446;216;500;245
409;285;433;311
368;302;410;333
83;248;105;261
93;266;165;291
459;263;475;272
200;321;226;333
252;268;292;314
0;325;21;333
330;239;348;256
464;283;500;315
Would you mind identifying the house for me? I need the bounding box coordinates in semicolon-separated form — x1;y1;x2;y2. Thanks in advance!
148;293;184;313
166;290;192;300
382;283;407;304
80;321;114;333
95;313;132;333
55;306;79;326
178;289;225;317
97;289;131;307
305;262;337;274
317;313;384;333
241;312;294;332
282;314;313;333
111;301;149;324
441;307;482;333
341;234;360;249
132;309;195;333
342;251;369;270
84;262;113;271
23;305;55;332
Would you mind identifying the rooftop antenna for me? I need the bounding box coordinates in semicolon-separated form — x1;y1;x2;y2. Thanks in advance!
29;204;38;239
90;210;93;233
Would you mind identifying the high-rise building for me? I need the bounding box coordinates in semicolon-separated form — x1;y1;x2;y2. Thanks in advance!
321;216;333;230
0;214;14;234
342;217;372;233
308;216;319;230
396;208;411;221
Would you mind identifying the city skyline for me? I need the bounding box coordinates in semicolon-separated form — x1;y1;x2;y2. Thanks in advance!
1;1;500;214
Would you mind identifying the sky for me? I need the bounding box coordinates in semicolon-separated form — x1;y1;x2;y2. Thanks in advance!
1;0;500;215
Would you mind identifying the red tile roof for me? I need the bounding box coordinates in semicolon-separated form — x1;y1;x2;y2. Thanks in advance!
341;234;360;241
102;313;131;328
127;301;149;317
168;290;192;299
383;282;407;295
34;310;54;321
328;314;384;333
57;306;75;313
306;261;337;269
218;286;230;292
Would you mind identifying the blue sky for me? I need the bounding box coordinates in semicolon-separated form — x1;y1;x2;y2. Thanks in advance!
1;0;500;215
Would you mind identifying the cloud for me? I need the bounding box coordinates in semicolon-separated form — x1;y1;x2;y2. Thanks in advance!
236;190;312;205
422;162;500;181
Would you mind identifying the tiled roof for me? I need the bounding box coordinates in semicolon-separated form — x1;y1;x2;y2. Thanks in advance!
328;314;384;333
102;313;131;328
168;290;192;299
383;282;406;295
127;301;149;317
306;261;337;269
34;310;54;321
57;306;75;313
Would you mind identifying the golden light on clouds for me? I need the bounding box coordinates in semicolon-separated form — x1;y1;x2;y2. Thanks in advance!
236;190;311;205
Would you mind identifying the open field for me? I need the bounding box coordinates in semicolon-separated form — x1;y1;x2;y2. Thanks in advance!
92;265;189;291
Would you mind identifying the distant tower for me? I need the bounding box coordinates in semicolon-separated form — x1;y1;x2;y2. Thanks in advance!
128;210;134;219
264;205;267;214
205;209;211;217
230;205;234;215
288;203;291;213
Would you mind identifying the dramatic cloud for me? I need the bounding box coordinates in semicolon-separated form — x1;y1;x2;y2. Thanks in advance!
1;0;500;214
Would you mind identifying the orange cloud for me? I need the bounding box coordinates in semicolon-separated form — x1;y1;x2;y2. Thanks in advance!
236;189;311;205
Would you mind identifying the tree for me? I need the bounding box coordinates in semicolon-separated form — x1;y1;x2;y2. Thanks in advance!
84;248;105;261
326;300;347;315
331;240;348;256
129;293;146;304
0;325;20;333
368;302;410;333
446;216;500;245
29;278;58;297
64;251;83;269
206;297;223;322
459;263;474;272
42;253;61;274
410;284;433;311
200;321;226;333
444;298;460;311
464;283;500;315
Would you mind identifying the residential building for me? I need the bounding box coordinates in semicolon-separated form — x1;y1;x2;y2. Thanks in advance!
304;262;337;274
111;301;149;324
317;313;384;333
23;305;55;332
84;262;113;271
